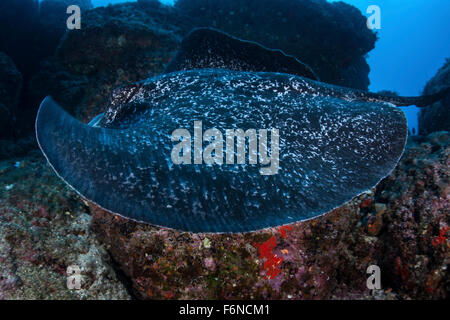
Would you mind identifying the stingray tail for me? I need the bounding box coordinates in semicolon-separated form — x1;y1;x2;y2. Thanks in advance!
366;86;450;107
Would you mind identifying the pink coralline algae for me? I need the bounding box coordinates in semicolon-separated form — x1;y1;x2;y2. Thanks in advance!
253;236;281;280
432;226;450;247
277;226;292;238
253;226;293;280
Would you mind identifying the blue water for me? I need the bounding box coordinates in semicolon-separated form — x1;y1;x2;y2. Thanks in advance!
329;0;450;133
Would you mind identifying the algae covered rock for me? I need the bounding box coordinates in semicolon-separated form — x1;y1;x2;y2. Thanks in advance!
37;0;93;59
0;152;131;299
90;200;379;299
30;0;378;126
375;131;450;299
419;59;450;135
0;0;39;77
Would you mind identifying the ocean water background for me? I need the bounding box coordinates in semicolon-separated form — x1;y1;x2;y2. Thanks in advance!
329;0;450;133
87;1;450;132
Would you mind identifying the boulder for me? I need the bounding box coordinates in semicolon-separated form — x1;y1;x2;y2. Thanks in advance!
0;151;131;299
31;0;378;125
174;0;377;90
375;131;450;299
31;2;184;122
419;59;450;135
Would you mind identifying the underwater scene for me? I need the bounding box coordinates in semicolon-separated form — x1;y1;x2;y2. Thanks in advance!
0;0;449;302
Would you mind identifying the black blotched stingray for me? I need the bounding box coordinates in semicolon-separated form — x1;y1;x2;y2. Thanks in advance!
36;28;449;233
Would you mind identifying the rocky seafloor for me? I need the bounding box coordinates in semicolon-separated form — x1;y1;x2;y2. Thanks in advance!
0;131;448;299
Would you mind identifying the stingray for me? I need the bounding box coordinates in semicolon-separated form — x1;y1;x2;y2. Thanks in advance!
36;28;449;233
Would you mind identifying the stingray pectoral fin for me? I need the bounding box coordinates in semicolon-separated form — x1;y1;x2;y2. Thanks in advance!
35;96;165;225
35;96;117;205
164;28;319;80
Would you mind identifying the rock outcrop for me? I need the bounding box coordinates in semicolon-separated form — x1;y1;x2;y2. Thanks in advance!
2;0;377;139
419;59;450;135
175;0;376;90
